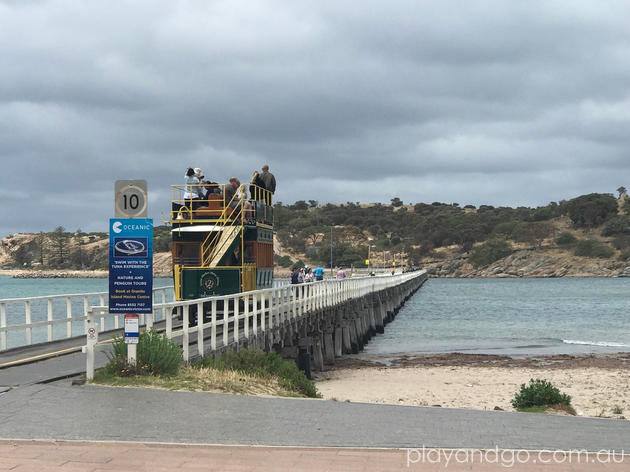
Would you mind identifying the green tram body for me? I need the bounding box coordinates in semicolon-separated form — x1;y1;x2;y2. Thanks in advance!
168;182;274;308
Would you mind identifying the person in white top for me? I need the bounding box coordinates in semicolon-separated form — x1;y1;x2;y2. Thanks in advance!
183;167;203;210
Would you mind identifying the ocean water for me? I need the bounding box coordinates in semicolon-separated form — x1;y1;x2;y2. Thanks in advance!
4;276;630;356
363;277;630;356
0;276;174;350
0;276;174;300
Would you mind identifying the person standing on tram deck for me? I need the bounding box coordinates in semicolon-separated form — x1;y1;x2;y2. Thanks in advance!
259;165;276;204
250;171;265;202
183;167;201;210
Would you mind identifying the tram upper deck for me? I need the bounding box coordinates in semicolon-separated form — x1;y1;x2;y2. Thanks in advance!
168;182;274;300
168;182;273;226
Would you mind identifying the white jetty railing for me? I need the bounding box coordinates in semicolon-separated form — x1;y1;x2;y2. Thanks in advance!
0;286;175;352
85;271;426;380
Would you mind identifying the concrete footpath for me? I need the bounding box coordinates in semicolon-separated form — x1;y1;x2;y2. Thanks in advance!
2;440;629;471
1;381;630;470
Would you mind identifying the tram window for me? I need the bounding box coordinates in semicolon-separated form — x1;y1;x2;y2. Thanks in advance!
173;243;200;265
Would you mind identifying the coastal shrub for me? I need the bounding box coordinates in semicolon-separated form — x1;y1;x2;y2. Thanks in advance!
511;379;572;410
200;349;319;398
492;221;521;238
612;236;630;261
612;235;630;251
274;254;293;268
137;329;183;376
602;216;630;237
574;240;614;259
468;239;512;268
104;329;182;377
555;232;577;246
291;259;305;270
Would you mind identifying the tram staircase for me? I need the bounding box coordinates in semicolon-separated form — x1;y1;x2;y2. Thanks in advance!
201;225;241;267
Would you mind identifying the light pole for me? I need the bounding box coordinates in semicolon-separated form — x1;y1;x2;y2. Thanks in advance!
330;226;333;277
367;244;375;272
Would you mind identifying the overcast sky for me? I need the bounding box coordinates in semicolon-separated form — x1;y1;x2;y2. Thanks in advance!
1;0;629;236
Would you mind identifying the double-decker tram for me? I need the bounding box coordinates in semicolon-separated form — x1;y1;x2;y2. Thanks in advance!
167;180;274;321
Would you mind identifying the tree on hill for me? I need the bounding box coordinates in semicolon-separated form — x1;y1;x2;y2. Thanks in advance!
565;193;618;228
291;200;309;211
50;226;69;268
617;186;627;198
36;232;45;266
391;197;403;207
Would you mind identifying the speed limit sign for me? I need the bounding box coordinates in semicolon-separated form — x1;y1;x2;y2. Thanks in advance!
115;180;148;218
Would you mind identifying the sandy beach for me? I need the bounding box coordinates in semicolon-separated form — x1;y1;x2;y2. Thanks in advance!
315;353;630;419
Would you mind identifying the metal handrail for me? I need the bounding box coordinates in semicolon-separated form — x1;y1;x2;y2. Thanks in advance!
0;286;175;352
84;271;428;379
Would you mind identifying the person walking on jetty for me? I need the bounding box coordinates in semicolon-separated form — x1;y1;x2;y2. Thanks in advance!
336;267;347;280
313;266;324;281
259;165;276;204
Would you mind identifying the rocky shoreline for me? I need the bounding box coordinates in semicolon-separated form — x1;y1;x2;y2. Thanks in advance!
423;249;630;278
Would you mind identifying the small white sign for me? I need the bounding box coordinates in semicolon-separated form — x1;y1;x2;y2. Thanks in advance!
124;314;139;344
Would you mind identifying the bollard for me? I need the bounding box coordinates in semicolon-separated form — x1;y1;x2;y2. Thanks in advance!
86;309;98;381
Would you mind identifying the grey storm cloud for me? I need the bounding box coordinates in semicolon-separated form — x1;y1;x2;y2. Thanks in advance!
1;0;629;236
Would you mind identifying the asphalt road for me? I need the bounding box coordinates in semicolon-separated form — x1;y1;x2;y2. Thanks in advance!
1;381;628;452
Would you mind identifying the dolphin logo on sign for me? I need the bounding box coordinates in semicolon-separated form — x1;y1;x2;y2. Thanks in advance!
113;238;148;257
112;221;123;234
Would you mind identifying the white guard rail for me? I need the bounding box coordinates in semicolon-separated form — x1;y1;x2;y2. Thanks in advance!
0;286;174;352
85;271;426;379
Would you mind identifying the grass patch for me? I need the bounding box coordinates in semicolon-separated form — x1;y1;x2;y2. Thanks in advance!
93;365;310;398
516;406;547;414
199;349;320;398
517;404;577;415
93;348;320;399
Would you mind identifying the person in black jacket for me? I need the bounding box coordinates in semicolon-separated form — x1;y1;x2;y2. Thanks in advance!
249;171;266;202
259;165;276;204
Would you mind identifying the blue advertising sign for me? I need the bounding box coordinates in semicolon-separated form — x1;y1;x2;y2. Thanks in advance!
109;218;153;313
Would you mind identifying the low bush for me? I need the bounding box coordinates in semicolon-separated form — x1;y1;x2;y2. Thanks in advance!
574;240;614;258
104;329;182;377
512;379;572;410
468;239;512;268
602;216;630;236
555;232;577;246
200;349;318;398
274;254;293;268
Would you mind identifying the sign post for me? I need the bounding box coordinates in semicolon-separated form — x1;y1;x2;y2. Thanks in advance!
124;313;140;364
110;180;152;367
